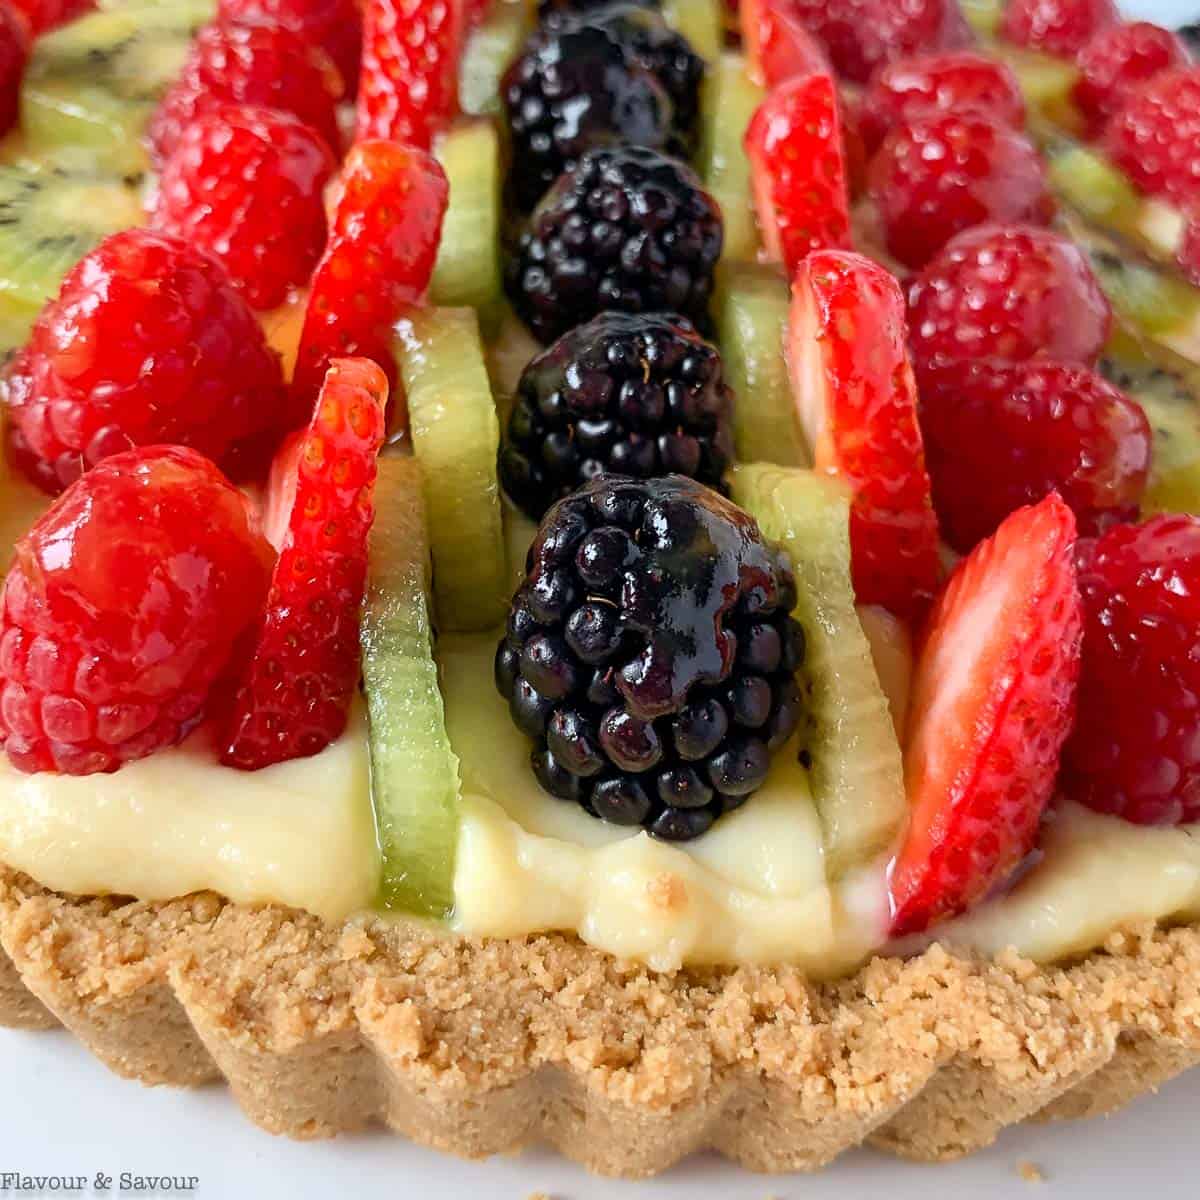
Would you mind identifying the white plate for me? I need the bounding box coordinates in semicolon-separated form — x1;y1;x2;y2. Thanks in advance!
4;2;1199;1196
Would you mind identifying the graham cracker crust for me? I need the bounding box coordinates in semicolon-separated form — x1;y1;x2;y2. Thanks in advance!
1;865;1198;1178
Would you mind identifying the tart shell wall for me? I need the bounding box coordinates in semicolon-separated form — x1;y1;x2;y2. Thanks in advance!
2;865;1199;1176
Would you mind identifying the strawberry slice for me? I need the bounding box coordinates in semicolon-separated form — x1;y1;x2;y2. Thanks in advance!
889;495;1083;936
356;0;466;149
744;72;852;275
787;250;941;624
222;358;388;770
292;140;449;406
740;0;829;87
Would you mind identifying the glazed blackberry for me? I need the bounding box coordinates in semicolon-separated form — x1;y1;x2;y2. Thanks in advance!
501;16;677;213
1180;24;1199;54
499;312;734;520
505;145;723;343
494;475;806;841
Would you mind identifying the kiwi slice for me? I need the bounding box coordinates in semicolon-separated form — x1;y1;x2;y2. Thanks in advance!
460;0;530;117
1047;143;1142;234
699;53;764;266
22;0;215;176
394;307;508;633
730;464;906;875
361;454;460;918
717;261;811;468
960;0;1003;37
662;0;721;63
0;163;143;350
431;121;502;333
997;46;1083;135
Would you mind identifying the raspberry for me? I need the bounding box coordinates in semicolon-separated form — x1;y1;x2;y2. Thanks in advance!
3;229;289;495
500;13;678;212
918;357;1152;552
0;447;273;775
217;0;363;92
785;0;972;85
148;19;344;164
859;51;1026;155
499;312;733;521
1073;22;1190;140
0;1;26;139
1103;67;1200;208
222;358;387;770
505;146;721;345
494;475;805;841
356;0;466;150
906;224;1112;368
292;140;448;405
1061;515;1200;825
867;112;1053;269
1001;0;1118;58
151;105;335;312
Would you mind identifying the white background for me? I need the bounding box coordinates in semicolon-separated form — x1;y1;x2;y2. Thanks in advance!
4;0;1200;1196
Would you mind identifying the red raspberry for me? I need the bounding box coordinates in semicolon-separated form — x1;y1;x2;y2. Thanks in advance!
217;0;363;92
1103;67;1200;208
859;51;1026;155
1073;23;1190;140
293;140;448;405
148;19;344;165
1001;0;1118;58
0;447;273;775
918;357;1151;552
1061;515;1200;825
0;1;27;138
786;0;972;85
221;357;387;769
907;224;1112;367
1179;208;1200;287
152;105;335;312
2;228;288;495
356;0;465;150
868;112;1052;269
8;0;89;33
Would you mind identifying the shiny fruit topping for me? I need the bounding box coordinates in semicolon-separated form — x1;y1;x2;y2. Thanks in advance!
1073;22;1191;140
221;358;387;770
292;140;448;405
867;112;1052;269
890;494;1083;936
919;357;1151;552
8;0;89;33
1001;0;1119;58
1062;515;1200;826
745;72;852;277
148;18;344;164
0;1;26;138
2;228;288;495
785;0;972;85
0;447;273;775
1180;209;1200;287
788;250;941;624
859;50;1026;155
1103;66;1200;209
151;104;335;311
356;0;466;150
740;0;829;87
906;224;1112;368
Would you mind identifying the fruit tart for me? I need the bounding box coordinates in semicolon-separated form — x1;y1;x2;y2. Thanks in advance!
2;0;1200;1181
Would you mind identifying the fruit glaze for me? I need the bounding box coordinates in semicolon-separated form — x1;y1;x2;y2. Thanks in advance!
0;0;1198;976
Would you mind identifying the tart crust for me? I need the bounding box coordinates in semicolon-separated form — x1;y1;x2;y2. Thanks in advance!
1;865;1198;1178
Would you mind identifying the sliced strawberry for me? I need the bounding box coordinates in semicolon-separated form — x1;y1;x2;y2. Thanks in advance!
745;73;852;276
221;358;388;770
889;495;1083;936
1179;208;1200;287
356;0;466;149
292;140;449;406
788;250;941;625
740;0;829;87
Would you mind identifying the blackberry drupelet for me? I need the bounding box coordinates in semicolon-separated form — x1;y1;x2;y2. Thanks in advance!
501;16;677;213
494;475;807;841
499;312;734;520
505;145;723;343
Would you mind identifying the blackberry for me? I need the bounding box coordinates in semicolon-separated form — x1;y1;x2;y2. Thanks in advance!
501;17;677;213
499;312;734;520
505;145;723;343
494;475;807;841
1181;24;1200;55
